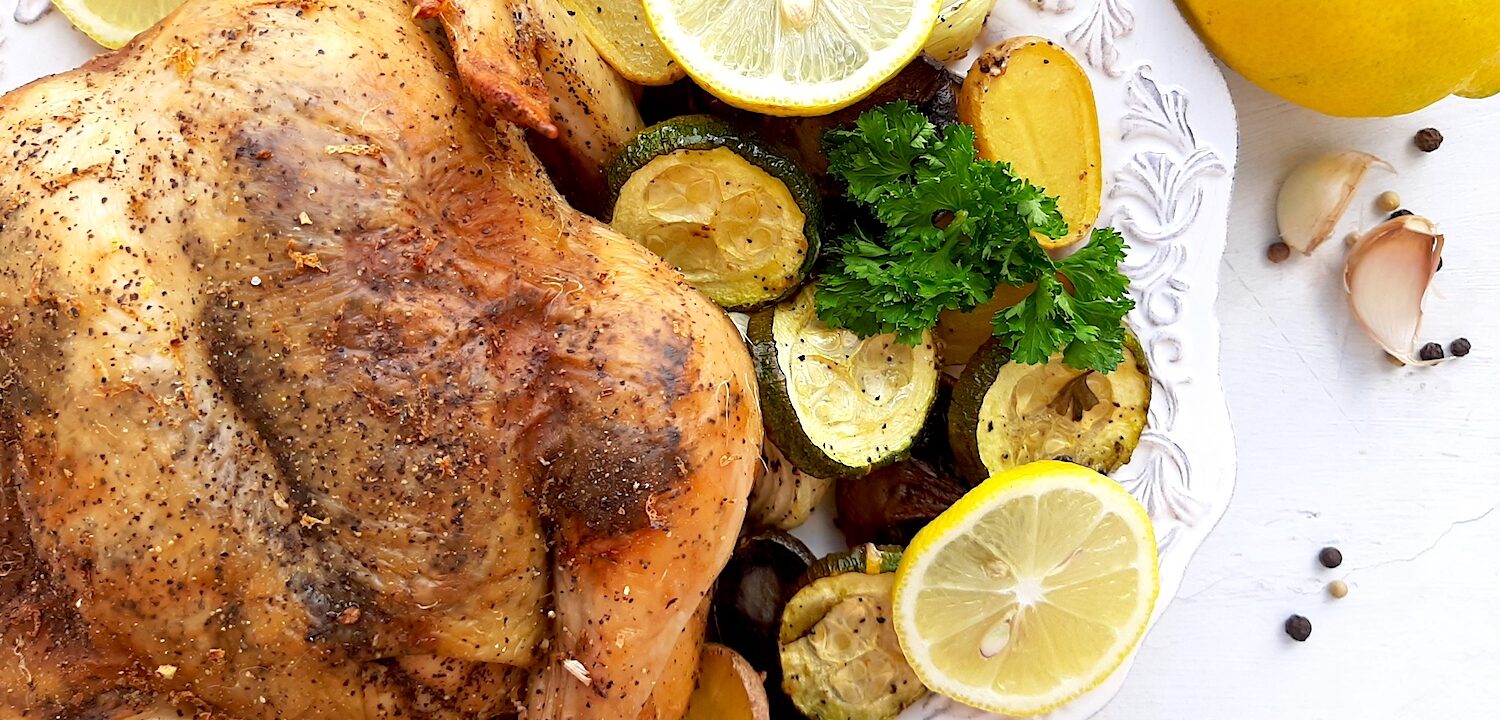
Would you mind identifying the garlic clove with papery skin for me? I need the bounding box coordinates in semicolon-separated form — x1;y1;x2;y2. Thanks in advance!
1345;216;1444;365
1278;151;1393;255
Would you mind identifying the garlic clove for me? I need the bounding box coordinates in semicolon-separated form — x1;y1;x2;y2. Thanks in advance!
1278;151;1393;254
1345;216;1444;365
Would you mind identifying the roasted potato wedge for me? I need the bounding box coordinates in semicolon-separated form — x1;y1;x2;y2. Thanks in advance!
959;37;1102;249
683;644;771;720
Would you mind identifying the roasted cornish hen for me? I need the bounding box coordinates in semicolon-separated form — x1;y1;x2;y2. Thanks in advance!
0;0;760;718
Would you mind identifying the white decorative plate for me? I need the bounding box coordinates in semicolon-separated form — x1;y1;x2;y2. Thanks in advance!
1;1;1237;718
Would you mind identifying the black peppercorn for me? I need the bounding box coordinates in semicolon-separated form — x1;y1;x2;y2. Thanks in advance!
1318;546;1342;569
1414;127;1444;153
1389;208;1414;219
1266;242;1291;263
1284;614;1312;642
1451;337;1472;357
1418;342;1444;361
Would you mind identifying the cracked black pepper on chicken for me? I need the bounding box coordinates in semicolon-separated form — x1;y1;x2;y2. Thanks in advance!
0;0;761;718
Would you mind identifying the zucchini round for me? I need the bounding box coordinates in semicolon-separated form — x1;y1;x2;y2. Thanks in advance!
800;544;904;589
779;547;925;720
749;286;940;480
948;330;1151;483
606;115;821;311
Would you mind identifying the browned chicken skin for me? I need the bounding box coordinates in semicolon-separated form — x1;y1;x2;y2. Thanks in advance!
0;1;759;718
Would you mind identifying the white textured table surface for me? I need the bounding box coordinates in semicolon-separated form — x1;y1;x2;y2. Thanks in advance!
1100;70;1500;718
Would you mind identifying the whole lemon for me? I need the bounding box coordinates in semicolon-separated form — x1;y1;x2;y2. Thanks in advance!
1177;0;1500;116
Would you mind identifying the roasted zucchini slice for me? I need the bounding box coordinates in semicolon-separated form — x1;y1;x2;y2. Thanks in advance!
799;544;905;588
607;115;820;311
949;331;1150;483
749;286;940;479
779;546;926;720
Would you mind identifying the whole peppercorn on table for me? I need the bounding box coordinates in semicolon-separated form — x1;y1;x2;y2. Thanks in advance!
1098;71;1500;720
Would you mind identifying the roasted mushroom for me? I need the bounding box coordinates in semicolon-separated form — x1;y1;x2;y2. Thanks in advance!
835;459;969;547
906;373;960;480
683;644;772;720
712;531;816;678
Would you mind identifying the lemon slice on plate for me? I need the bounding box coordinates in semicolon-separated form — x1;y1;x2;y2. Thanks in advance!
558;0;685;85
52;0;186;49
893;460;1159;717
642;0;944;116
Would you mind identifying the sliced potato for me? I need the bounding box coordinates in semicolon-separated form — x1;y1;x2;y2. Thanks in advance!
959;37;1102;249
934;283;1032;367
925;0;997;62
558;0;685;85
683;644;771;720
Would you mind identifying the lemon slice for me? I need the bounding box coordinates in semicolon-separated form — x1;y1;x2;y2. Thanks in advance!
558;0;685;85
52;0;186;49
892;461;1159;717
642;0;944;116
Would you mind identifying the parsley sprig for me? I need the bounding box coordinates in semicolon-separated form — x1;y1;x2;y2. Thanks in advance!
816;102;1135;373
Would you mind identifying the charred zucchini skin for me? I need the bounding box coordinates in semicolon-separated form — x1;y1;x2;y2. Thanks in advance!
778;546;924;720
948;330;1151;483
748;309;936;481
605;115;822;312
747;308;868;480
948;337;1016;484
798;545;905;592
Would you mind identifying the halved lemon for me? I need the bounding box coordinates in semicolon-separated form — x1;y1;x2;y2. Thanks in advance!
52;0;186;49
642;0;944;116
558;0;686;85
892;461;1159;717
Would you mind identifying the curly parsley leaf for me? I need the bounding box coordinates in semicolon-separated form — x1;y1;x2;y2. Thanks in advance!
825;101;937;204
817;103;1135;373
996;227;1133;372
